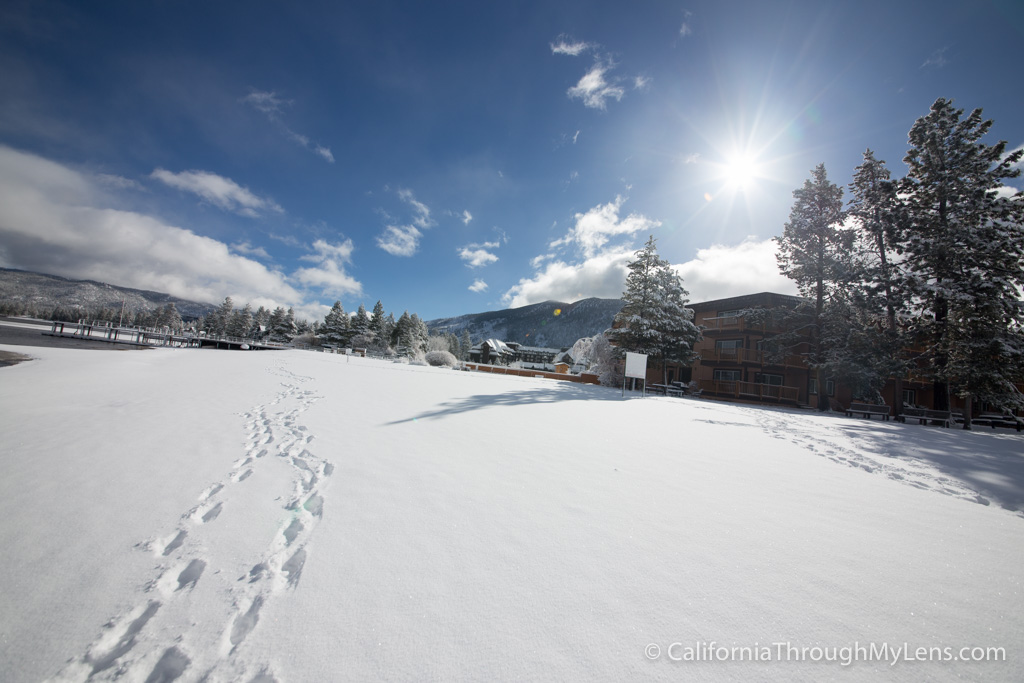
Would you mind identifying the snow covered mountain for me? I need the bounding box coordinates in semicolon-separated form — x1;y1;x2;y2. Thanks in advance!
0;268;217;319
427;297;623;347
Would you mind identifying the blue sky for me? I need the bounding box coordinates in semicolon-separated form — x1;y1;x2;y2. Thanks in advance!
1;0;1021;322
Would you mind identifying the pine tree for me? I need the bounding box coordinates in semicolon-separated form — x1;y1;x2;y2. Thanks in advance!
369;300;386;342
283;307;297;341
901;97;1024;420
252;306;270;337
409;314;429;355
609;236;701;384
392;311;413;352
775;164;850;410
267;306;296;343
382;313;396;348
352;304;370;339
210;297;234;336
228;303;254;338
843;150;914;411
321;301;349;346
459;329;472;360
154;303;183;332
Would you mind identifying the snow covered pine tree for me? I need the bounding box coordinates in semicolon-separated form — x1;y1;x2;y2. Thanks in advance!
775;164;851;411
901;98;1024;426
610;236;700;385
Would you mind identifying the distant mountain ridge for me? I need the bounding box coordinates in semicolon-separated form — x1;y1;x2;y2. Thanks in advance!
0;268;622;343
428;297;623;348
0;268;217;319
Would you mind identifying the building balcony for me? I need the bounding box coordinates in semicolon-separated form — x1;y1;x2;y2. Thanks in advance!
698;347;805;368
697;379;801;405
700;316;787;336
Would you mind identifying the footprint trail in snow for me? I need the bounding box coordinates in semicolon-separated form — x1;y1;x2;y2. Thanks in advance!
47;361;334;682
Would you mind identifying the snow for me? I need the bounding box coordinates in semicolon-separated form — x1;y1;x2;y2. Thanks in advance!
2;344;1023;682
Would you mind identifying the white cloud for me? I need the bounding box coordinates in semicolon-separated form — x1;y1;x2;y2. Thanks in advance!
242;89;334;164
921;47;949;69
567;62;625;110
458;241;500;268
552;195;660;258
469;279;488;293
377;189;433;256
0;145;308;308
376;225;422;257
398;188;432;228
530;253;555;269
993;185;1021;199
462;210;473;225
151;168;283;217
634;75;651;90
95;173;143;191
505;235;798;309
506;196;663;307
684;152;700;164
314;145;335;163
231;241;271;259
503;248;634;308
293;239;362;297
550;37;593;56
241;90;288;114
674;238;798;303
680;23;692;36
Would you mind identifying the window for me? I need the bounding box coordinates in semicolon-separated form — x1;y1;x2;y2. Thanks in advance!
902;389;916;406
718;309;743;318
757;373;783;386
715;339;743;359
810;378;835;396
714;369;741;382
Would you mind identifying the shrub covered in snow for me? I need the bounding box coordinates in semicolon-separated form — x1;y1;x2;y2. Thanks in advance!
425;350;457;367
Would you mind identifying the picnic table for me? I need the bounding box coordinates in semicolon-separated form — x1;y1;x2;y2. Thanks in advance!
972;412;1024;431
649;382;688;397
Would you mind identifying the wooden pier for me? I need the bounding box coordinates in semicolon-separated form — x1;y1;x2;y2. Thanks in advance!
43;321;287;350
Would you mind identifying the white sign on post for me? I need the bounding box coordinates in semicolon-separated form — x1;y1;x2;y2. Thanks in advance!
624;352;648;379
623;352;648;397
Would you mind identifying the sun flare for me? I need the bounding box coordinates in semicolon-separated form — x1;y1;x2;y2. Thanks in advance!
723;153;759;189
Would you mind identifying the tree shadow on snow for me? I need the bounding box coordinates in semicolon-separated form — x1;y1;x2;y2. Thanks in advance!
383;382;624;426
840;420;1024;516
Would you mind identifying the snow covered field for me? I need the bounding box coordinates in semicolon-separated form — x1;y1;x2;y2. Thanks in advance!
1;345;1022;682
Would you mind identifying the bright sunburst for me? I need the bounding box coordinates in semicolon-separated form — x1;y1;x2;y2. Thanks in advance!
722;152;761;190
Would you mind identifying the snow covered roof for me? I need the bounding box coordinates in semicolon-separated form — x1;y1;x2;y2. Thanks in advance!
482;338;514;355
515;345;562;354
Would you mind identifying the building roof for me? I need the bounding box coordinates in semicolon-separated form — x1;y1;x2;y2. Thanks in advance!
689;292;804;313
482;338;515;355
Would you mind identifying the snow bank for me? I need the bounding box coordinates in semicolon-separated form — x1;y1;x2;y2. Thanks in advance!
1;345;1022;681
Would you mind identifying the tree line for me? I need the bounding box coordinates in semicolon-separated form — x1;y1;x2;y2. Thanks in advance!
774;97;1024;425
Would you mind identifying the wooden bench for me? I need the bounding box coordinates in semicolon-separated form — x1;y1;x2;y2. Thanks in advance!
972;413;1024;431
844;403;892;421
899;407;954;428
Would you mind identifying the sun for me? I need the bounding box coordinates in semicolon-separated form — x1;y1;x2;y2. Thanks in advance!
723;153;760;189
